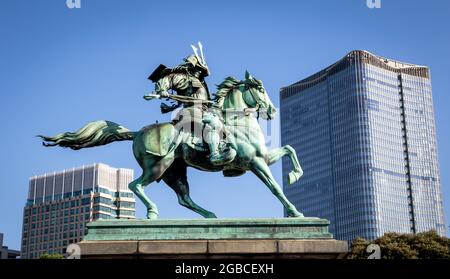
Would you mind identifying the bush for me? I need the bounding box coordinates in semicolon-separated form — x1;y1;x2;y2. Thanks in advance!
347;230;450;259
40;252;65;259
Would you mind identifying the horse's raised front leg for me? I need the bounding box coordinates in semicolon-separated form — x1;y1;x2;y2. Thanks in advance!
250;157;303;217
267;145;303;185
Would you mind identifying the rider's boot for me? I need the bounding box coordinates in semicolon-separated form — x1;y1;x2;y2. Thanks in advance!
203;111;236;166
203;122;235;165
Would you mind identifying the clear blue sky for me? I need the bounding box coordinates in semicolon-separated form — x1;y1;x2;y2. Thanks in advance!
1;0;449;249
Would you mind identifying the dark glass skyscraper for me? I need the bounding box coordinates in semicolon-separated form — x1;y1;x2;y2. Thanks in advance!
280;50;445;242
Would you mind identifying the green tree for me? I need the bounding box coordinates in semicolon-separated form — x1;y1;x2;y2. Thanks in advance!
347;230;450;259
40;252;65;259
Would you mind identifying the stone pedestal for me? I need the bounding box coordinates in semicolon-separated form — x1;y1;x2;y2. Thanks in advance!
78;218;348;259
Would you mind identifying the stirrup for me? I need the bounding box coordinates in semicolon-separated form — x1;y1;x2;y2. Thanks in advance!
209;149;236;166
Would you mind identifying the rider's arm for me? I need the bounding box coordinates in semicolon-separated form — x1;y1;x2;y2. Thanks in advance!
155;75;171;97
155;73;190;97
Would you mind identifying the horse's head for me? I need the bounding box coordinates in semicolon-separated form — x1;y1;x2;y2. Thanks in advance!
242;71;277;120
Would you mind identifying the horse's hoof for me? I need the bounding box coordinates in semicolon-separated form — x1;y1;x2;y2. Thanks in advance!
205;213;218;218
288;170;303;185
147;211;159;220
287;210;304;218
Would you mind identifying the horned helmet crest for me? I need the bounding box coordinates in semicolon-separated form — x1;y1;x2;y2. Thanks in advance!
184;42;210;77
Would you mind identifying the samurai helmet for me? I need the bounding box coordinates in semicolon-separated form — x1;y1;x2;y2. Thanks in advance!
184;42;210;77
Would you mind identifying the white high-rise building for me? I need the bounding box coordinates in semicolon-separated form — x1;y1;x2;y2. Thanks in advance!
21;163;135;259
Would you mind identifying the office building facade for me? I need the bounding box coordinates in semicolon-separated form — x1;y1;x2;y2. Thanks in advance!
1;233;20;259
21;163;135;259
280;50;445;242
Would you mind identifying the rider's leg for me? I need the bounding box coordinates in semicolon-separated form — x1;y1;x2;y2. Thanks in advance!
203;112;236;165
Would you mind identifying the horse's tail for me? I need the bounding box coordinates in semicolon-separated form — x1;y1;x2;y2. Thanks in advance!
38;120;136;150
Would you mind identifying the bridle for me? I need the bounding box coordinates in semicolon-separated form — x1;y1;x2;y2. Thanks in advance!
242;85;270;119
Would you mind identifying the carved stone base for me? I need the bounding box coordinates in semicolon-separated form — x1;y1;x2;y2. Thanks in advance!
78;218;348;259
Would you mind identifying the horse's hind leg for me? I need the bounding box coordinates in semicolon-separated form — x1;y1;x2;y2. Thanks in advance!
162;161;217;218
129;173;158;219
129;154;175;219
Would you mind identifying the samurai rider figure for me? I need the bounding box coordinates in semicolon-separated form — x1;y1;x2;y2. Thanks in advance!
146;42;236;166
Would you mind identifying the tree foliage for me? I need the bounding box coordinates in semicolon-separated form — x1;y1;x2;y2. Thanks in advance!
347;230;450;259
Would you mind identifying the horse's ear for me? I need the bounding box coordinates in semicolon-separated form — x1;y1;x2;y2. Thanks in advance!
245;70;253;80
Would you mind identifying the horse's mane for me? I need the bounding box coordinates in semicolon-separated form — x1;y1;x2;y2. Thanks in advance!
214;76;263;104
215;76;240;99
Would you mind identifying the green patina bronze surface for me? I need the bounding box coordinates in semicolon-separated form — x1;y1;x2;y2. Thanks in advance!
39;43;308;221
83;218;332;241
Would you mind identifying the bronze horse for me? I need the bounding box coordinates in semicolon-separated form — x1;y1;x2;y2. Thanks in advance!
39;72;304;219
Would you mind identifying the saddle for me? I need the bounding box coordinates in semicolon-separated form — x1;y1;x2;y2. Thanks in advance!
171;107;228;153
142;107;244;177
171;107;208;151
